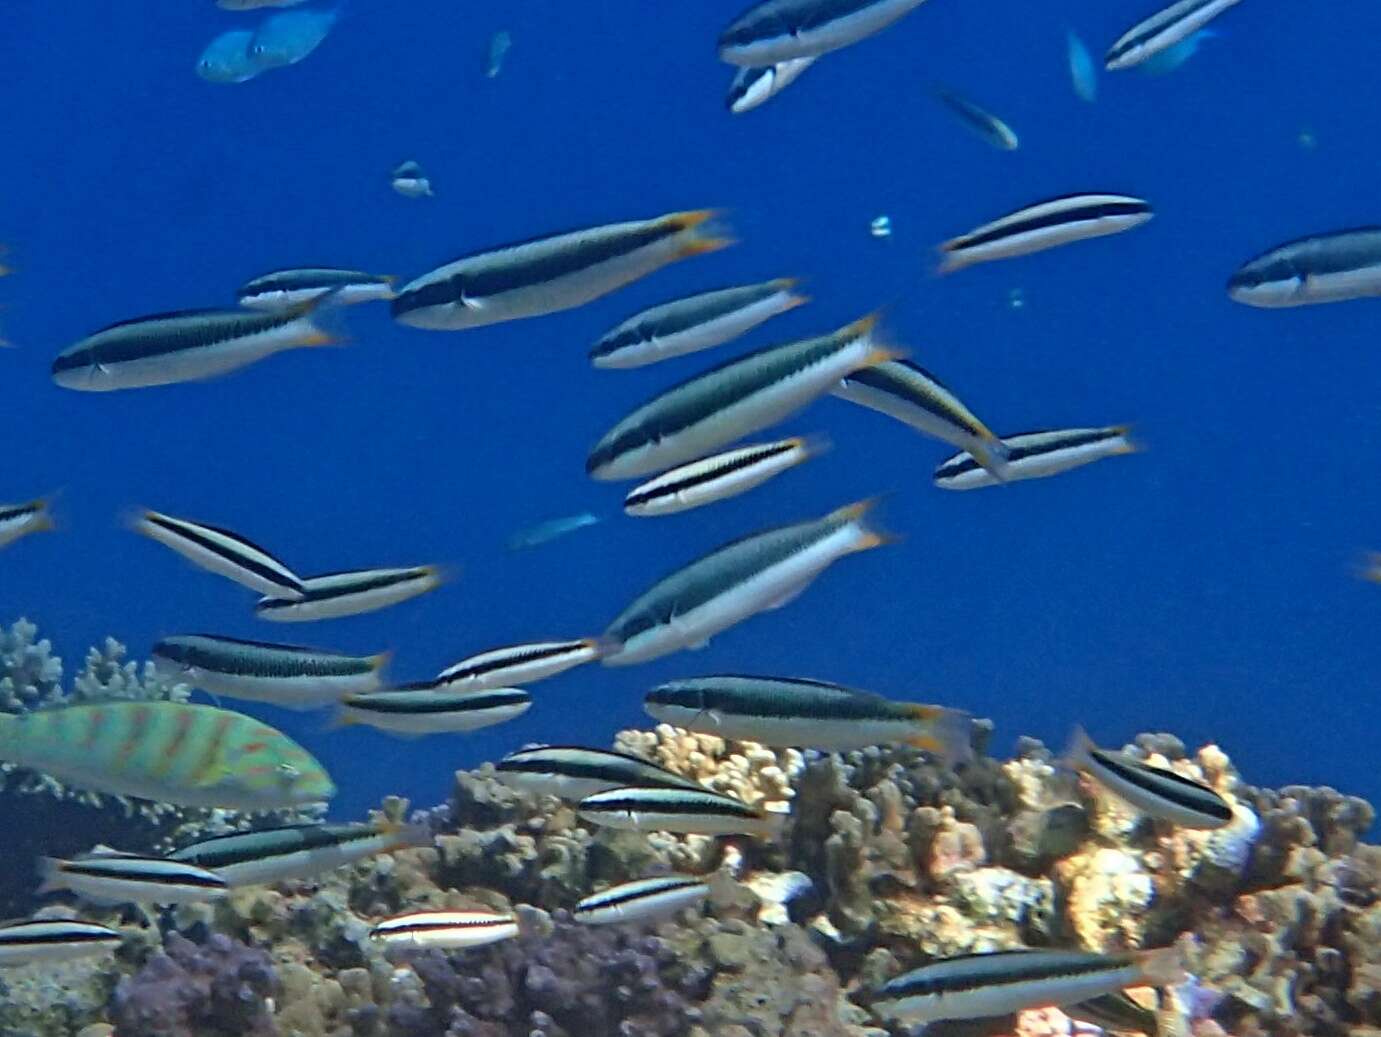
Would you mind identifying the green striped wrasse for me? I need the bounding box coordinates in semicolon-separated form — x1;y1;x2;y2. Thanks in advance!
587;313;895;481
938;194;1152;274
577;785;786;837
602;498;890;666
623;436;825;517
493;745;704;801
573;875;710;926
435;638;607;691
934;426;1137;491
151;634;388;709
870;947;1184;1025
644;675;972;761
130;508;305;600
337;687;530;736
371;910;519;949
170;819;431;887
0;499;55;551
1065;991;1161;1036
256;565;444;622
39;852;228;906
1105;0;1241;71
391;210;731;331
0;700;334;810
237;268;396;310
0;919;124;966
1065;728;1232;829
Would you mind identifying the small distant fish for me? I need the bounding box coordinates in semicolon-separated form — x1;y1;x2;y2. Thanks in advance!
249;6;339;70
623;437;825;517
1065;728;1233;829
938;193;1152;273
171;819;430;887
196;30;262;84
1227;228;1381;308
493;745;704;801
371;910;519;950
130;509;305;600
590;279;808;370
337;687;531;736
1136;28;1217;75
237;268;396;310
1104;0;1241;72
152;634;388;710
726;57;817;113
0;919;124;967
0;499;55;551
391;211;731;331
435;638;606;691
1065;991;1161;1036
933;87;1018;150
256;566;444;622
644;675;973;760
39;853;228;906
508;512;602;551
51;297;342;392
718;0;928;66
486;30;512;78
1067;30;1098;101
573;876;710;926
577;785;786;837
871;948;1184;1025
934;426;1137;491
391;160;433;198
601;498;891;666
218;0;308;8
870;215;892;238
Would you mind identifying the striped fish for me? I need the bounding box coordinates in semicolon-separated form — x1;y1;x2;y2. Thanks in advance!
623;437;824;517
1065;729;1233;829
0;919;124;966
1105;0;1241;71
170;819;431;887
718;0;928;66
1227;228;1381;308
256;566;443;622
337;687;530;736
590;279;807;370
871;948;1184;1025
573;875;710;926
833;359;1009;476
934;87;1018;150
237;268;396;310
644;675;973;760
51;297;341;392
0;499;55;551
391;210;731;331
371;910;519;949
152;634;388;709
131;509;305;600
38;852;228;906
934;426;1137;491
602;498;890;666
0;700;334;810
587;314;895;481
1065;991;1160;1036
727;57;817;113
938;194;1152;273
493;745;704;801
577;785;786;837
435;638;606;691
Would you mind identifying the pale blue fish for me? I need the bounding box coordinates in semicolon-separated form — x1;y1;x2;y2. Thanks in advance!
487;31;512;78
507;511;602;551
1067;30;1097;102
250;7;340;70
196;29;263;85
1136;29;1218;75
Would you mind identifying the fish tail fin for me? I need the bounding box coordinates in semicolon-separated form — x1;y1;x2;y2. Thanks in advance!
587;635;623;661
791;433;832;461
417;563;454;589
380;818;434;850
296;287;352;347
325;706;359;732
934;245;967;276
36;857;65;895
1059;725;1098;775
1110;424;1142;454
831;496;901;552
27;495;61;535
1133;946;1186;988
368;651;393;674
1354;551;1381;583
771;277;811;308
669;209;736;256
903;704;975;767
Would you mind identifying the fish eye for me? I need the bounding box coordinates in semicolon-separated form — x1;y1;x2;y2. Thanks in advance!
277;763;300;783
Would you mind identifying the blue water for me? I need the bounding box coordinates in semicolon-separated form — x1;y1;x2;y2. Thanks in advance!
1;3;1376;822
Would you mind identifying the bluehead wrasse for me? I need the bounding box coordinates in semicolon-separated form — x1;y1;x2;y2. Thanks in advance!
1063;727;1233;829
38;853;228;906
0;919;124;966
934;426;1138;490
391;160;433;198
256;566;444;621
1067;30;1098;102
727;57;817;113
573;876;710;926
130;508;305;600
937;194;1152;273
1105;0;1241;71
1227;228;1381;308
493;745;704;801
436;638;608;691
719;0;928;66
624;436;825;517
0;498;55;551
933;86;1018;150
237;268;396;310
508;512;602;551
577;785;787;838
335;687;531;736
371;910;519;949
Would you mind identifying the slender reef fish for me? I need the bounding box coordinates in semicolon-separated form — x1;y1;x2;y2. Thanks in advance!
0;919;124;967
508;511;602;551
590;279;808;369
256;566;443;622
38;853;229;906
371;910;519;950
1065;991;1161;1036
727;57;817;113
938;194;1152;273
493;745;705;801
152;634;388;710
1227;228;1381;308
131;508;305;600
573;876;710;926
587;314;894;481
933;87;1019;150
391;211;731;331
0;700;334;810
623;437;825;517
51;296;340;392
391;160;433;198
0;499;54;551
436;638;606;691
833;359;1010;476
1067;31;1098;101
870;947;1184;1024
486;30;513;78
602;499;890;666
170;819;431;887
643;675;973;760
577;785;786;837
1065;729;1233;829
237;268;396;310
934;426;1137;491
336;687;531;736
1104;0;1241;71
718;0;928;66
